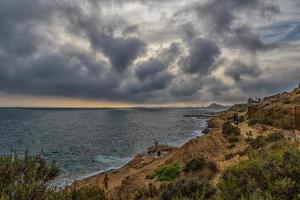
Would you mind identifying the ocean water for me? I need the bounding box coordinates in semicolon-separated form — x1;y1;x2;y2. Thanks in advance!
0;108;216;186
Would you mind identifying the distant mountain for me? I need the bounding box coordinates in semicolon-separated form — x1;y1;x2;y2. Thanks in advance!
206;103;228;109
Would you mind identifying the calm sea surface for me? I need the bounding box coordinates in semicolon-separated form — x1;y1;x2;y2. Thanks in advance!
0;108;217;186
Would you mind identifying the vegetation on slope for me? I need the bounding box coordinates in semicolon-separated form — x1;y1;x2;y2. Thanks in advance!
218;140;300;200
222;121;241;143
250;86;300;130
134;177;215;200
155;163;181;182
0;152;107;200
135;131;300;200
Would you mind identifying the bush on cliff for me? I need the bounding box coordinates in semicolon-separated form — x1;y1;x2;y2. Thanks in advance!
62;185;107;200
248;119;258;126
0;152;59;200
184;158;218;180
249;135;267;150
161;177;215;200
248;132;285;151
134;183;159;200
222;121;240;143
155;163;181;182
134;177;216;200
0;152;107;200
218;140;300;200
183;158;206;172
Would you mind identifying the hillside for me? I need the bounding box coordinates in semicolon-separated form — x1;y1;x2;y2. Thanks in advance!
72;86;300;200
257;85;300;130
206;103;228;110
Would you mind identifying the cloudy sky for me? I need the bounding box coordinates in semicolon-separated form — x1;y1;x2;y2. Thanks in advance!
0;0;299;107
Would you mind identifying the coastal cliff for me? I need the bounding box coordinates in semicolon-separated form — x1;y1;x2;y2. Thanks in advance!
75;85;300;200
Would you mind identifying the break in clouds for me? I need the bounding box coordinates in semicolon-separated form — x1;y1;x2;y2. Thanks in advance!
0;0;300;104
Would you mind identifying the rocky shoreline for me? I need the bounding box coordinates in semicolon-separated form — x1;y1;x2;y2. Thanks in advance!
74;108;282;199
74;114;221;198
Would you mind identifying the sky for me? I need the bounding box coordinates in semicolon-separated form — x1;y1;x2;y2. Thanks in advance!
0;0;299;107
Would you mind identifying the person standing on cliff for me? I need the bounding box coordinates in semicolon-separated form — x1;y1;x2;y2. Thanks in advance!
233;113;239;125
103;174;109;190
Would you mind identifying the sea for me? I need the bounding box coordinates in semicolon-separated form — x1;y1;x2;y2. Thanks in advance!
0;108;218;187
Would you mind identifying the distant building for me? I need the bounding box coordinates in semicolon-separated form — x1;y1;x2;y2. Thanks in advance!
248;97;261;104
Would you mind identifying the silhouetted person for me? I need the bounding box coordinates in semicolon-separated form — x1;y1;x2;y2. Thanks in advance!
103;174;109;190
157;150;161;157
233;113;239;125
155;141;158;153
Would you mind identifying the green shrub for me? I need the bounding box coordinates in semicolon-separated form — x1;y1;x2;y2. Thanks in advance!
226;134;239;143
206;161;218;174
161;177;215;200
183;158;206;173
0;152;59;200
224;153;235;160
260;116;273;125
134;184;159;200
155;163;180;182
218;141;300;200
248;119;258;126
222;121;240;143
0;152;107;200
266;132;285;142
249;136;267;150
183;158;218;179
62;186;107;200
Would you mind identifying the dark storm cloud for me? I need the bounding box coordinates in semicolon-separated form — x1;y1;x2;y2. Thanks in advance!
0;49;121;99
135;58;166;80
190;0;279;34
193;77;232;101
134;42;181;82
0;0;54;56
170;77;202;98
221;65;300;102
238;77;299;95
123;25;140;36
180;38;220;74
89;33;146;72
128;42;183;99
180;23;197;42
0;0;298;105
227;26;277;52
0;0;114;99
178;0;279;52
123;71;174;96
0;0;149;102
62;4;146;73
158;42;183;65
225;60;262;81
